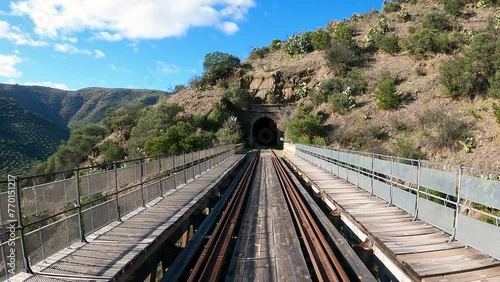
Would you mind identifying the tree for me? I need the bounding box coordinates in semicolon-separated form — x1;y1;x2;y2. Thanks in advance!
144;122;209;156
202;52;240;85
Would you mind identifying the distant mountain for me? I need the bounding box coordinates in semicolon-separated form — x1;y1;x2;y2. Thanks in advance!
0;84;171;128
0;84;171;179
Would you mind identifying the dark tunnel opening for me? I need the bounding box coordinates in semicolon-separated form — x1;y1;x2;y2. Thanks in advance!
252;117;279;147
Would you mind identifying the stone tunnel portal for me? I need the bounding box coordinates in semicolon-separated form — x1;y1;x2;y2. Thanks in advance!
251;117;280;147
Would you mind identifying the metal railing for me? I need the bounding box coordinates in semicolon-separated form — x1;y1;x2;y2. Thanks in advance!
0;144;235;280
294;143;500;261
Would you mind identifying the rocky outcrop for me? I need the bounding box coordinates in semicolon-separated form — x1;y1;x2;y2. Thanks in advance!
242;68;318;102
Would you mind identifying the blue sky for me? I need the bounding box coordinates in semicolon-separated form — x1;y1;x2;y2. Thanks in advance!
0;1;384;91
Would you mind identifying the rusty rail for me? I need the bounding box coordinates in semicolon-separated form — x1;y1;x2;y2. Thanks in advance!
271;151;350;282
187;151;259;282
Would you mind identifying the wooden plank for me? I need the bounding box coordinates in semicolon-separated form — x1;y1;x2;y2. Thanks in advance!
423;265;500;281
391;241;465;255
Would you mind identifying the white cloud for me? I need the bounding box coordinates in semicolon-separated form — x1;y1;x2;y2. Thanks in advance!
25;81;68;90
0;54;22;78
94;31;122;42
157;61;180;74
54;43;91;55
94;49;105;59
0;20;48;47
110;64;116;71
10;0;255;40
110;64;128;72
218;21;239;35
127;42;139;53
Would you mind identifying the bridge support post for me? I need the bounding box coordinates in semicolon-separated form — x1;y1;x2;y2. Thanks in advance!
181;227;190;248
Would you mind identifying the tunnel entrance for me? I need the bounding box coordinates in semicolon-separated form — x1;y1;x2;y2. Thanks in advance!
252;117;279;147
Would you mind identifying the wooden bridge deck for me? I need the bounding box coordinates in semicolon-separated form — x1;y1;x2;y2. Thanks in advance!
285;154;500;282
12;155;244;282
227;153;311;282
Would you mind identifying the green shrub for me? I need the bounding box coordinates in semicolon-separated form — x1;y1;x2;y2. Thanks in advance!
415;67;427;76
308;89;328;106
224;84;253;110
489;71;500;98
296;135;311;144
374;76;400;110
329;87;356;115
397;9;412;22
383;1;402;13
249;46;270;60
216;116;242;144
325;41;360;74
207;102;229;129
266;90;284;104
144;121;209;156
441;0;465;17
493;103;500;124
417;107;469;149
364;19;390;48
202;51;240;86
312;136;328;146
405;28;453;57
440;33;499;99
392;139;426;160
285;33;313;55
287;113;325;143
422;12;452;31
332;122;388;150
311;28;331;50
99;140;125;163
327;20;356;46
270;39;283;51
378;34;402;54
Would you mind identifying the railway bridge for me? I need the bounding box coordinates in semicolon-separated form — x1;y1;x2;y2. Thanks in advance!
1;143;499;281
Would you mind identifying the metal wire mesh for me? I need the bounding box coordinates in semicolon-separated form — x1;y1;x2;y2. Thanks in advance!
21;178;78;217
25;215;79;266
80;171;115;198
117;164;141;189
118;188;143;217
83;200;118;235
160;157;174;173
143;161;159;179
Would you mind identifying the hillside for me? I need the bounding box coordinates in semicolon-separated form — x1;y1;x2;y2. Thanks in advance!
0;84;171;178
168;0;499;170
3;0;499;178
0;97;69;180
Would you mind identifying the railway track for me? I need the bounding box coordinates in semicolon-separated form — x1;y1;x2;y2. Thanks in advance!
186;150;260;282
271;151;350;282
172;150;359;281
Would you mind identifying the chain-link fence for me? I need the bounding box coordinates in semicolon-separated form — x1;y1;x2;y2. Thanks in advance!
0;144;235;280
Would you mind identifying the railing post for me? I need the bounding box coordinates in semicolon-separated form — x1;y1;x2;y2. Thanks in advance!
75;168;88;242
183;151;187;184
140;158;146;208
158;158;164;197
450;164;463;242
14;176;33;274
389;156;394;206
114;162;122;222
413;160;421;221
370;153;375;196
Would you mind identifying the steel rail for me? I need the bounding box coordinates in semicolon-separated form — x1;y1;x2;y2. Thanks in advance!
271;152;350;282
187;150;259;282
